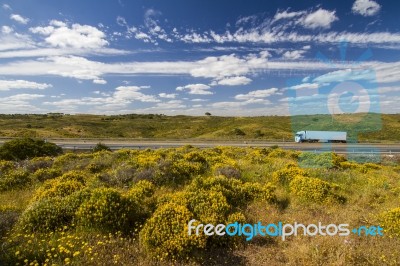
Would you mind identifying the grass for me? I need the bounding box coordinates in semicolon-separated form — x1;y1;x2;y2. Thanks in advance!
0;113;399;142
0;147;399;265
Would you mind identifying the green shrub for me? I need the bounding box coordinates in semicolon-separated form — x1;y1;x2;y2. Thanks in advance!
76;188;139;233
0;170;31;191
0;160;15;173
289;175;345;204
32;179;84;202
299;152;335;168
18;197;73;232
139;203;206;260
380;207;400;237
32;168;61;182
187;190;230;224
19;189;91;232
93;142;111;152
187;175;276;206
272;164;306;186
0;138;62;161
25;156;54;172
128;180;155;199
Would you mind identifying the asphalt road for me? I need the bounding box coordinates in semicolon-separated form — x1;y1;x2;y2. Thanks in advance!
50;140;400;154
1;139;400;154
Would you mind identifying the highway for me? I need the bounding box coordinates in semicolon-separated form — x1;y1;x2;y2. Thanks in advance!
1;139;400;154
45;140;400;154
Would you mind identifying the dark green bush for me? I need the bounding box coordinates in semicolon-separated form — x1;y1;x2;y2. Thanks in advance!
0;138;62;161
93;142;111;152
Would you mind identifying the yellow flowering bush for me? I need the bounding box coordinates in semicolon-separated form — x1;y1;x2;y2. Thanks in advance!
32;179;84;202
128;180;155;200
187;190;230;224
0;160;15;173
76;188;138;233
18;197;75;232
32;168;61;182
0;169;31;191
272;163;306;186
289;175;345;204
267;148;300;159
187;175;276;206
380;207;400;237
139;203;206;260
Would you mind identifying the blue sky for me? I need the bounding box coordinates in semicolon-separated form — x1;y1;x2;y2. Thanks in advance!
0;0;399;116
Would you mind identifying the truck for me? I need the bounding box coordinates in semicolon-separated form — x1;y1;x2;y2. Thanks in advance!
294;130;347;143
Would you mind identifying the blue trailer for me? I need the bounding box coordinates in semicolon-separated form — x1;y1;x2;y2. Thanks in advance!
295;130;347;143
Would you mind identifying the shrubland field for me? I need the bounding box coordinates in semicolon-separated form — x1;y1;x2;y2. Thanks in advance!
0;113;400;142
1;143;400;265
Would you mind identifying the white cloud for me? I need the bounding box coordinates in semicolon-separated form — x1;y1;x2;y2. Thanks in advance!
0;33;36;52
289;83;320;90
176;84;213;95
114;86;160;102
0;79;52;91
273;9;306;22
191;98;208;102
352;0;381;16
44;86;159;110
283;50;305;60
0;94;46;113
4;93;45;101
155;100;185;109
158;93;177;99
2;4;11;10
312;68;375;83
1;26;13;34
10;14;29;24
216;76;252;86
0;53;341;84
93;79;107;84
30;21;108;49
299;8;338;29
234;88;278;100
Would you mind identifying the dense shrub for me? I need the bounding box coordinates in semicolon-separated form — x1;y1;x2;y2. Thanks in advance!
19;189;91;232
33;179;84;202
299;152;335;168
32;168;61;182
0;170;31;191
97;165;136;187
139;203;206;260
289;175;345;204
187;190;230;224
0;138;62;161
380;207;400;237
272;163;306;186
18;197;74;232
24;156;54;172
76;188;139;233
93;142;111;152
187;175;276;206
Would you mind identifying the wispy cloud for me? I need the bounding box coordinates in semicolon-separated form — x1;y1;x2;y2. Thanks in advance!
10;14;29;24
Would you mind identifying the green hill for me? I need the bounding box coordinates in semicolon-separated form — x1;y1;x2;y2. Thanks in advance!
0;113;398;142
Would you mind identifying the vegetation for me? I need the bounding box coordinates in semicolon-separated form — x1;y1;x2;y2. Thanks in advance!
0;145;399;265
0;138;62;161
0;113;399;142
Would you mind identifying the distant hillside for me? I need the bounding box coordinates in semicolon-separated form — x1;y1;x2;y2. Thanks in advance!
0;113;398;142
